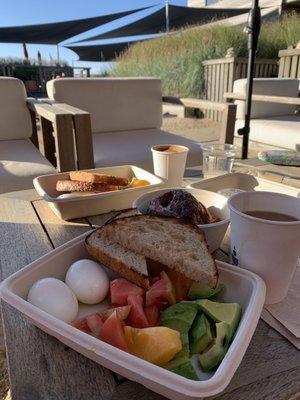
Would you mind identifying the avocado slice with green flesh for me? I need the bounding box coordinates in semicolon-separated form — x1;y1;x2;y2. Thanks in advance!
174;333;190;359
188;282;224;300
189;313;213;354
164;357;199;380
161;301;198;333
196;299;241;339
198;321;231;372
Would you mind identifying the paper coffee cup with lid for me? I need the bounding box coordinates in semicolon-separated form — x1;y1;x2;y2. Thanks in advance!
151;144;189;186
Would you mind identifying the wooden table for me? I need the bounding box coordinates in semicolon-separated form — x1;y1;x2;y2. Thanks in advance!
1;189;299;400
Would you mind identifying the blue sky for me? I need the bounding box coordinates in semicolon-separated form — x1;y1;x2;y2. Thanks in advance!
0;0;186;74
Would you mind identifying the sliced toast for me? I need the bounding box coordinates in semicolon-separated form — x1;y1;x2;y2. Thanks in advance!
56;180;119;193
69;171;128;186
85;215;218;289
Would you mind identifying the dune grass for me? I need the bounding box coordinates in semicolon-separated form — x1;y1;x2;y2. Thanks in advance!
110;14;300;98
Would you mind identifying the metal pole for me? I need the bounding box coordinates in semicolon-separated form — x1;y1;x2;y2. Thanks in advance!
165;0;170;33
237;0;261;159
56;44;60;65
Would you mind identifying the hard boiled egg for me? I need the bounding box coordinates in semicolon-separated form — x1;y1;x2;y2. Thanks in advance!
27;278;78;323
65;259;109;305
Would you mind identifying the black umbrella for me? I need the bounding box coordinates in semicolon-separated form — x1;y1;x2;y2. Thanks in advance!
237;0;261;159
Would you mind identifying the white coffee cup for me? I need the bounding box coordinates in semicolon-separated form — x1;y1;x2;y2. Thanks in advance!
228;191;300;304
151;144;189;186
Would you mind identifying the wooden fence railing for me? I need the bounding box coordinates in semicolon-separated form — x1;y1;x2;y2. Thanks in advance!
278;47;300;78
202;56;278;121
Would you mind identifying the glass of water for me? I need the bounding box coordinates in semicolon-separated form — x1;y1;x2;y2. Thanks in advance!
201;144;237;178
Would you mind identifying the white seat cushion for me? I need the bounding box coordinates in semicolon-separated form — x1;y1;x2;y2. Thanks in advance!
0;139;56;193
235;115;300;150
0;77;32;140
233;78;299;119
47;78;162;133
93;129;202;171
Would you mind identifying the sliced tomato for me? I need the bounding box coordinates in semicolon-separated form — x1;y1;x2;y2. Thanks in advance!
98;305;131;322
72;317;92;334
110;278;144;306
144;305;159;327
145;271;176;310
86;314;103;337
99;311;128;351
126;294;149;328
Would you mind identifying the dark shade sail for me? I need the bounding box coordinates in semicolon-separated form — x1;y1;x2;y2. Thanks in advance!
67;39;148;61
0;6;151;45
77;5;251;42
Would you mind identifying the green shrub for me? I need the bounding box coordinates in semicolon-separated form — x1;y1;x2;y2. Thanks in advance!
110;13;300;97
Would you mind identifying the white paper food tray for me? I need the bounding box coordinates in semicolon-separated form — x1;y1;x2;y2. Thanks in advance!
188;173;300;197
0;233;266;400
33;165;164;220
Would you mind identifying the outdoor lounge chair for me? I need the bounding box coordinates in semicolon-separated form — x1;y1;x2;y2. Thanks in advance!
46;78;236;171
225;78;300;150
0;77;77;194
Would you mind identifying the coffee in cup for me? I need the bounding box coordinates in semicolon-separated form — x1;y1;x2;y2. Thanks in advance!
151;144;189;186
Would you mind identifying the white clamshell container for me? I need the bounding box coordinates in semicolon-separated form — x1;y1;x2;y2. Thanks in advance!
33;165;164;220
0;233;266;400
188;172;300;197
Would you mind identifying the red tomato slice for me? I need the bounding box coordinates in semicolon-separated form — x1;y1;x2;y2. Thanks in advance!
99;311;128;351
86;314;103;337
145;271;176;310
110;278;144;306
72;317;92;334
144;305;160;327
126;294;149;328
98;305;131;322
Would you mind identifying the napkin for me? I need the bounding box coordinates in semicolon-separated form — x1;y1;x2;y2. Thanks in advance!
261;309;300;350
260;263;300;348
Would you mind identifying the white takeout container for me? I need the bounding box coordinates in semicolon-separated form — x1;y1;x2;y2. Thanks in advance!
0;233;265;400
188;172;300;198
133;188;230;252
33;165;164;220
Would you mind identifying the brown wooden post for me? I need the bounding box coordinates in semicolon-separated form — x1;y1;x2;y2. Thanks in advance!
53;114;76;172
219;103;237;144
40;116;57;167
29;109;39;149
73;113;94;170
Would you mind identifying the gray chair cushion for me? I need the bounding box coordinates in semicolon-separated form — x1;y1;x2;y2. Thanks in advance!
0;139;56;193
93;128;203;171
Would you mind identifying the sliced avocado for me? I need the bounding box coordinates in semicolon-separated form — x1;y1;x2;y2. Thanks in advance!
161;301;198;334
198;321;231;372
174;333;190;359
189;313;213;354
197;299;241;339
188;282;224;300
164;357;199;381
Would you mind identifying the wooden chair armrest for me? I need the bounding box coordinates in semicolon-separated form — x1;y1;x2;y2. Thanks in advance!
224;92;300;106
162;96;237;144
26;98;72;122
26;98;76;172
162;96;230;112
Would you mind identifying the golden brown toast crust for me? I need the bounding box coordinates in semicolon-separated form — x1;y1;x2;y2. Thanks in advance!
56;180;118;193
69;171;128;186
85;232;150;289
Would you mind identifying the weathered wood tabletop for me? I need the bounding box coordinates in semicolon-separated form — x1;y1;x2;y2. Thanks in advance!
0;189;299;400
